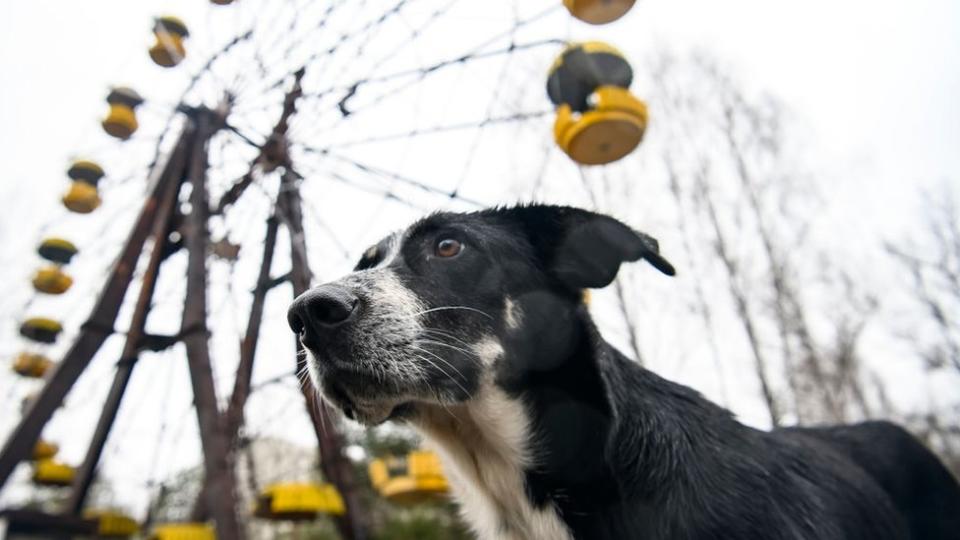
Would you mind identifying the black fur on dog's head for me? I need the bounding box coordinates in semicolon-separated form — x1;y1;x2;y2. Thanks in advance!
288;204;674;425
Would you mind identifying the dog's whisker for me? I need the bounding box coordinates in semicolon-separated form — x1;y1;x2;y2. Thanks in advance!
416;338;481;362
409;344;469;382
439;400;460;424
414;353;472;399
417;355;473;399
420;327;475;348
316;395;328;434
432;387;462;425
417;330;479;354
415;305;494;319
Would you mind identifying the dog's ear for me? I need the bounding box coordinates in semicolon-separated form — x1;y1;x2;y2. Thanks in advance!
499;205;675;289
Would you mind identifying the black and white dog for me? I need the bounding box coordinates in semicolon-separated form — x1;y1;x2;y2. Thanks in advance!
288;205;960;539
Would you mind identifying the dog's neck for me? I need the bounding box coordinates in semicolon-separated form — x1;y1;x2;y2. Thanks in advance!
411;380;573;540
410;305;742;538
408;303;611;539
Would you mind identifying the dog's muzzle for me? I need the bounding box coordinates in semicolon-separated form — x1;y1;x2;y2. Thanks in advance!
287;283;358;350
286;275;429;425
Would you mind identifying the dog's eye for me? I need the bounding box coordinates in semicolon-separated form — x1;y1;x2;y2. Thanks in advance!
434;238;462;258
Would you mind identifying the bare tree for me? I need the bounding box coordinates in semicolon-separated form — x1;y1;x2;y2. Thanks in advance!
886;181;960;471
887;185;960;374
623;51;881;426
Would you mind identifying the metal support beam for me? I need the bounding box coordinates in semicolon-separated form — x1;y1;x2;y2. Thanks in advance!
279;170;368;540
0;124;190;492
189;69;308;525
180;110;245;540
223;213;280;444
192;211;280;521
65;131;191;515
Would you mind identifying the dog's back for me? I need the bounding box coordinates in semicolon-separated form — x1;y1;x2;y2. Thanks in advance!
778;421;960;540
594;344;953;540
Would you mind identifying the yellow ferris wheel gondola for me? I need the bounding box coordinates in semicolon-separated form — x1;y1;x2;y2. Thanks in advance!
547;42;647;166
368;450;450;505
149;523;215;540
32;265;74;295
63;181;102;213
102;87;144;140
63;159;105;213
38;237;79;264
12;352;55;378
150;16;190;68
553;86;647;166
32;458;76;487
254;482;345;521
563;0;636;25
67;159;105;185
19;317;63;344
83;510;140;538
33;439;59;461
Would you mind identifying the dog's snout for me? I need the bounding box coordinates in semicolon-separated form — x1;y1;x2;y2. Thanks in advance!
288;284;359;341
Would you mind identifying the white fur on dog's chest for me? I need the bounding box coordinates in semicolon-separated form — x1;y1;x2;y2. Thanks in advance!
414;383;572;540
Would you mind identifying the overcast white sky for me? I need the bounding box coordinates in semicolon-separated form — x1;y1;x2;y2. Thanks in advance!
1;0;958;518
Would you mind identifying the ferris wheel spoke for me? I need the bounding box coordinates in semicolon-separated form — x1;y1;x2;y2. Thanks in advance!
299;197;354;259
309;110;551;152
294;162;430;212
287;0;463;139
449;30;522;196
295;146;483;206
294;40;561;146
253;0;412;102
301;38;562;104
346;0;465;82
264;0;352;66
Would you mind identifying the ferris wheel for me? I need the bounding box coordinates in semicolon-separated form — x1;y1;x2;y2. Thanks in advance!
0;1;649;538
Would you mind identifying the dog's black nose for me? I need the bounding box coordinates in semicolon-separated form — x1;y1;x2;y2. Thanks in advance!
288;284;359;341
